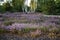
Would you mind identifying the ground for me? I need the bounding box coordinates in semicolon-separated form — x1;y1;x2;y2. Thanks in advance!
0;12;60;40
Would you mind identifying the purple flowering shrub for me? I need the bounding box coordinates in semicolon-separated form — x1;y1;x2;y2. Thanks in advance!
0;13;60;38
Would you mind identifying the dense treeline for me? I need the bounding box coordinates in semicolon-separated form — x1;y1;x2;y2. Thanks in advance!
0;0;60;15
37;0;60;15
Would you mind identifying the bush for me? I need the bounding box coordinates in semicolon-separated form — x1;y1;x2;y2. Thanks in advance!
55;2;60;15
21;28;37;33
12;0;24;12
3;2;12;12
39;27;49;33
49;28;60;33
0;6;6;13
41;0;56;15
36;0;60;15
21;28;31;33
0;29;4;33
48;32;56;39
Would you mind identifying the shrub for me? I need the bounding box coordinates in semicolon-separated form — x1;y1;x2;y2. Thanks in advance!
21;28;37;33
3;2;12;12
49;28;59;33
0;6;6;13
39;27;49;33
48;32;56;39
0;29;4;33
21;28;31;33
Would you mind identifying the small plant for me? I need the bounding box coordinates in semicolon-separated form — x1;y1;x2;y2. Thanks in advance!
0;29;4;33
21;28;31;33
48;32;56;39
30;29;41;38
39;26;49;33
0;6;6;13
49;28;59;33
4;21;14;26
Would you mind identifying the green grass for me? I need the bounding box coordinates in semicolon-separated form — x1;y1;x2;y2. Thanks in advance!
21;28;37;33
4;21;14;26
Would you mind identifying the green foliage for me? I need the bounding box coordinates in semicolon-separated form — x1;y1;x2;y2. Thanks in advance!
39;27;49;32
12;0;24;12
36;0;44;12
0;0;24;13
0;6;6;13
0;29;4;33
49;28;60;33
39;0;56;15
4;21;14;26
3;2;12;12
0;2;13;13
55;1;60;15
0;27;60;38
0;0;60;15
21;28;36;33
21;28;30;33
36;0;60;15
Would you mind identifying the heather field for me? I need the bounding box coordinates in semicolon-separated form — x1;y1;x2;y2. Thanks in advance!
0;12;60;40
